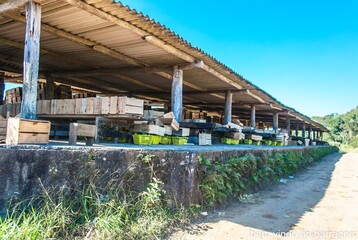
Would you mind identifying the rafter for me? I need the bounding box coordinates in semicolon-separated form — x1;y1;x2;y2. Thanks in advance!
0;37;96;68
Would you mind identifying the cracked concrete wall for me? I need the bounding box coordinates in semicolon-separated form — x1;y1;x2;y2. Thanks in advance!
0;146;327;215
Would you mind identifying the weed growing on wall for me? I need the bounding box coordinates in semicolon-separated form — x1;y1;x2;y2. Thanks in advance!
199;147;339;206
0;153;190;240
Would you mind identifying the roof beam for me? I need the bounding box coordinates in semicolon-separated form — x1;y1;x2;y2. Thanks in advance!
0;0;29;15
144;35;244;90
5;9;225;101
4;12;145;67
59;0;228;100
0;37;96;68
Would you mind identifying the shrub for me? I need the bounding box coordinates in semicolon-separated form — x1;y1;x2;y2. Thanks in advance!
199;147;338;206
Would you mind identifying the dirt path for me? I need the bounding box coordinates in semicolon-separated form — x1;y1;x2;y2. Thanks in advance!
171;152;358;240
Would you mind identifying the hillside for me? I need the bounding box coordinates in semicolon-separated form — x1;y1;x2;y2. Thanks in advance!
312;106;358;148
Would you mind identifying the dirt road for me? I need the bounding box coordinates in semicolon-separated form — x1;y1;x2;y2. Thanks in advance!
171;152;358;240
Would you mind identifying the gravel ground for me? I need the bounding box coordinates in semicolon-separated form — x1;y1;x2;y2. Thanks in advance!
171;152;358;240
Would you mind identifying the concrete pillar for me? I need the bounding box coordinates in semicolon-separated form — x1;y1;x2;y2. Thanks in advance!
250;104;256;129
171;66;183;122
45;75;55;100
223;90;233;125
302;123;306;139
273;112;279;131
21;1;42;119
0;72;4;105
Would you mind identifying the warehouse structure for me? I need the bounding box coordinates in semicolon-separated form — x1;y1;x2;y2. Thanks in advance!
0;0;328;143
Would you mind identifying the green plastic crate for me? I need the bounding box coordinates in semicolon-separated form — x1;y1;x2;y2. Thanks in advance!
172;137;188;145
152;135;161;145
253;140;261;146
133;134;153;145
160;136;171;144
221;138;232;144
244;139;253;145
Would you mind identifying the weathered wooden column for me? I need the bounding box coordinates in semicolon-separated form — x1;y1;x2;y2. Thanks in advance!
308;126;312;139
273;112;279;131
0;72;4;105
295;122;299;136
313;130;316;140
223;90;233;125
21;1;42;120
286;117;291;135
45;75;55;100
250;104;256;128
171;66;183;122
302;123;306;138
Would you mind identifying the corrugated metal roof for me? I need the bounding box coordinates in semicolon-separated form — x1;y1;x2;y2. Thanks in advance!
0;0;328;131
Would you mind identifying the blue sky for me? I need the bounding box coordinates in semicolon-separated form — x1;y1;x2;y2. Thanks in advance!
118;0;358;117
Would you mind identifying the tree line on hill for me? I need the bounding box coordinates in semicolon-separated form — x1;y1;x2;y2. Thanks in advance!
312;106;358;148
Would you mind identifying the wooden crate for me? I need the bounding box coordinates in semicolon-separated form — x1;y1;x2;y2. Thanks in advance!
172;128;190;137
199;133;212;146
69;123;96;146
246;134;263;141
133;124;165;136
0;119;7;142
224;132;243;140
36;97;143;116
37;100;51;114
6;118;51;145
159;112;180;131
122;97;144;115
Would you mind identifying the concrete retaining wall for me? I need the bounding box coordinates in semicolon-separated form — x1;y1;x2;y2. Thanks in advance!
0;145;331;215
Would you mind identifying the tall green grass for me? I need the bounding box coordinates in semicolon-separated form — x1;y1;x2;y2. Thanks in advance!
0;178;189;240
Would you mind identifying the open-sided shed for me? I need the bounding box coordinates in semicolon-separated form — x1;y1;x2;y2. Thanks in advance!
0;0;328;137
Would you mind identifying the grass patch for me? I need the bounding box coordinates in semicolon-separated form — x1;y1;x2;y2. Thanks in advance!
0;178;191;240
199;146;339;206
340;144;358;153
0;147;339;239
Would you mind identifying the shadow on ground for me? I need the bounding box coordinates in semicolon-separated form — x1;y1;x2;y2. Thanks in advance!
185;152;343;235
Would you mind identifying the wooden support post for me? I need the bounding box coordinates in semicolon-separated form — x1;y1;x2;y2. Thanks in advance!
313;130;316;140
95;116;101;143
250;104;256;129
0;72;4;105
223;90;233;125
308;126;312;140
302;123;306;139
286;118;291;135
295;122;299;136
21;1;41;120
45;75;55;100
273;112;279;131
171;66;183;122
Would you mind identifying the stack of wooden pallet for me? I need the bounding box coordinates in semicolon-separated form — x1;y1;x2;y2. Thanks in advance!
37;96;144;116
73;93;96;99
5;87;22;104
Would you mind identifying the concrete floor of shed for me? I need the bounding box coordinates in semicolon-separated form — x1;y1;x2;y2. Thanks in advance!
0;140;321;153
